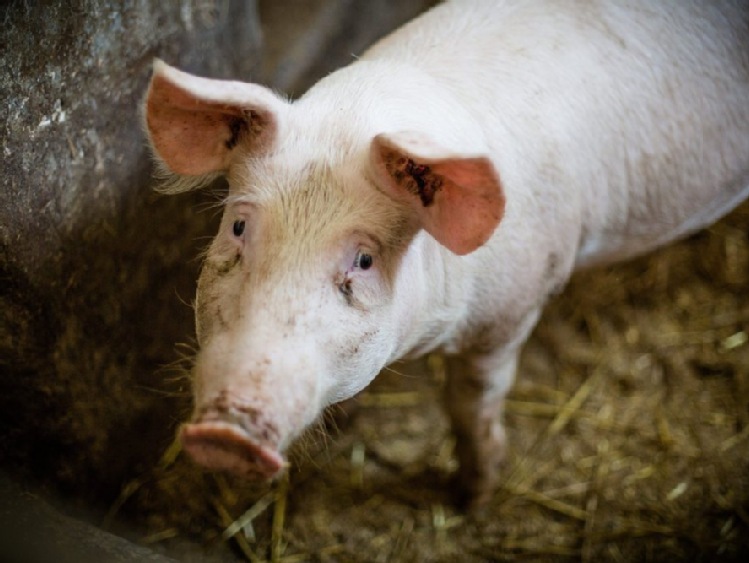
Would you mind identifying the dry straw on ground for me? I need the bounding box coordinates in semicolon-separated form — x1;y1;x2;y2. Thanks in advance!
117;202;749;562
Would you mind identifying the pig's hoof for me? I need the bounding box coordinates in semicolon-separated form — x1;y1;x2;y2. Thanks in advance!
180;421;285;479
450;472;496;512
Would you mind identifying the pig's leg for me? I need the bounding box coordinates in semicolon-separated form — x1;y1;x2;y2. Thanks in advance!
444;310;541;507
444;351;516;507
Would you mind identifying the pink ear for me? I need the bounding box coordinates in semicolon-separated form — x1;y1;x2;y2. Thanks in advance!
371;131;505;255
144;60;286;176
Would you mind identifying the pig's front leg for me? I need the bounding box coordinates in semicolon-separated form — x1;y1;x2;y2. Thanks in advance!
444;350;518;507
444;305;544;506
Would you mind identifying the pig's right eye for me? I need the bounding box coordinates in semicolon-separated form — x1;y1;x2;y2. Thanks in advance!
354;252;373;270
232;220;246;237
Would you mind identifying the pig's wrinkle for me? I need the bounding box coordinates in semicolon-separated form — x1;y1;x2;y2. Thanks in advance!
195;390;282;447
334;272;368;311
338;276;353;304
209;254;240;277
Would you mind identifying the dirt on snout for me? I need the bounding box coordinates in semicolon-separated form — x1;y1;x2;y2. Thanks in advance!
115;201;749;562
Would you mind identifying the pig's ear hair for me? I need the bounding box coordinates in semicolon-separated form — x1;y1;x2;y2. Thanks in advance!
143;59;287;193
370;131;505;255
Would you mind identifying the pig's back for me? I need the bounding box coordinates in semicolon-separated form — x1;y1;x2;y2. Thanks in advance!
364;0;749;267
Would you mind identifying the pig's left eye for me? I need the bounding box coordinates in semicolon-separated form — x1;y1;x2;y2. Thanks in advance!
354;252;373;270
232;220;246;237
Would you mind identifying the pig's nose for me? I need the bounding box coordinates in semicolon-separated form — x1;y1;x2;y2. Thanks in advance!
180;420;285;478
180;393;285;478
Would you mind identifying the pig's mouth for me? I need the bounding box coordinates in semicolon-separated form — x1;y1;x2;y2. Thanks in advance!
180;415;285;479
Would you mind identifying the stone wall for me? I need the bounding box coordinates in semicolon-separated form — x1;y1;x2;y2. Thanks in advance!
1;0;262;499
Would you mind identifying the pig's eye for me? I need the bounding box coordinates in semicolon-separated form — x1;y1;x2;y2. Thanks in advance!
232;220;246;237
354;252;373;270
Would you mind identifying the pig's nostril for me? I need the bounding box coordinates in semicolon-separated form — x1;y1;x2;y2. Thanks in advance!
180;421;285;479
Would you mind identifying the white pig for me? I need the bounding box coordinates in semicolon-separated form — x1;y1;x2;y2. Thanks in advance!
144;0;749;505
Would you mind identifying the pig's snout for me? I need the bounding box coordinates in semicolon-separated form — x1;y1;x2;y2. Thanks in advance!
180;395;285;479
180;422;285;478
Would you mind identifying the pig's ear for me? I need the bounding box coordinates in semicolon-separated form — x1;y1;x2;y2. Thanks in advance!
370;131;505;255
144;59;286;185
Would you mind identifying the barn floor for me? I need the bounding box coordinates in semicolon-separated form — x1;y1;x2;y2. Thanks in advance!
113;202;749;562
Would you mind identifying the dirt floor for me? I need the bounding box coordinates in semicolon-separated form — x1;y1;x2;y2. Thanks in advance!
113;201;749;562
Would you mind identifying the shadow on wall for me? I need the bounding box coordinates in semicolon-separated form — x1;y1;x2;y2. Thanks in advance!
0;0;260;502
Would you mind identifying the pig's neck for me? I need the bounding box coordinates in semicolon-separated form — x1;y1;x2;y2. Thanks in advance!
388;232;471;362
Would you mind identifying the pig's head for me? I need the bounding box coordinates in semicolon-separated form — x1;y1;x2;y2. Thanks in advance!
144;60;504;479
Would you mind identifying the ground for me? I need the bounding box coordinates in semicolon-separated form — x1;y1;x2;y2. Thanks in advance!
114;201;749;562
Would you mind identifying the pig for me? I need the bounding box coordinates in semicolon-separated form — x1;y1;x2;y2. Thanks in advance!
144;0;749;506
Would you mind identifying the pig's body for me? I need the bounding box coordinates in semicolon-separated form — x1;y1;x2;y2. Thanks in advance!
145;0;749;505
